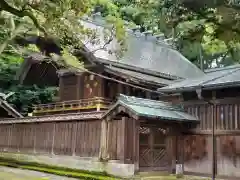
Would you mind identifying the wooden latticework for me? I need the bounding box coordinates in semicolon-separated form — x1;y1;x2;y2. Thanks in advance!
139;126;169;170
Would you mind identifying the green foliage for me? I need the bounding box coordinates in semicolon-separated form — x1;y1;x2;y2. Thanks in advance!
0;54;57;114
98;0;240;68
0;0;126;57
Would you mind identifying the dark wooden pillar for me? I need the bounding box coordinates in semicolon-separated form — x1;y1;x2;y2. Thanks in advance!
133;119;140;171
166;126;181;173
120;117;127;162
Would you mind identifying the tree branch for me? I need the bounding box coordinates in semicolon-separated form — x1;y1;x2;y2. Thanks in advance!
0;0;47;35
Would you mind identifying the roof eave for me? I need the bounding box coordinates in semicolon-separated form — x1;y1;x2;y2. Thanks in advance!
158;81;240;93
104;67;168;86
137;114;199;122
96;58;181;80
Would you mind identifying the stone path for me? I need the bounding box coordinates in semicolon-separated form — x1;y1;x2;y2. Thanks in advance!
0;166;78;180
0;166;216;180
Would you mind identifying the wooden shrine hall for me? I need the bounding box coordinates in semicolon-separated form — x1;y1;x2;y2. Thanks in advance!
0;14;221;178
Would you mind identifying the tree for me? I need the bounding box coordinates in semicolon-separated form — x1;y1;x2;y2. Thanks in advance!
0;53;57;115
0;0;129;114
0;0;126;57
102;0;240;68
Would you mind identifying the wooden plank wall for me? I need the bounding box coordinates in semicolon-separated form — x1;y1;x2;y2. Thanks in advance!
59;75;78;101
0;120;101;157
182;134;240;178
107;118;135;162
107;120;122;160
185;104;240;130
183;104;240;178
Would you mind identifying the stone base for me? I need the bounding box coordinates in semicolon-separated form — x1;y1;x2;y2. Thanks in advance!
0;152;135;178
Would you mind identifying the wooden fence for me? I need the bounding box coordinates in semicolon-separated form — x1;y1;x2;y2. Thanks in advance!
0;120;101;157
181;134;240;178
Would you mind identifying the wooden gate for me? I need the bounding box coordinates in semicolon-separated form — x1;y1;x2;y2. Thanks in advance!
139;126;169;171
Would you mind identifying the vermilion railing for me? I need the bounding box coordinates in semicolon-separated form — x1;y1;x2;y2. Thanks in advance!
32;97;112;114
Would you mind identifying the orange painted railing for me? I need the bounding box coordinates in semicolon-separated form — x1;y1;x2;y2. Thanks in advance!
33;97;112;114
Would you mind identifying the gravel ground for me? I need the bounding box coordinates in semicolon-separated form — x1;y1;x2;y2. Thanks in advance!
0;166;78;180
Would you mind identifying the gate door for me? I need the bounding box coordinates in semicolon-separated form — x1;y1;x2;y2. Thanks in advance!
139;126;169;171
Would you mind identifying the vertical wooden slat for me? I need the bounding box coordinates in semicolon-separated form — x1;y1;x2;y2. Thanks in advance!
235;104;239;129
75;121;81;156
71;121;77;156
88;121;93;157
51;123;56;155
216;105;220;130
228;104;235;130
111;120;117;159
99;119;108;159
7;125;12;150
225;105;229;130
83;121;87;156
220;105;224;130
203;105;206;129
106;120;111;159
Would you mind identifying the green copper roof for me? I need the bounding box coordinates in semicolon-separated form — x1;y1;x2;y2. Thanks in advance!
103;94;198;122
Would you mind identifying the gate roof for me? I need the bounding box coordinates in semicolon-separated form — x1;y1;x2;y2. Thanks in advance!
102;94;198;122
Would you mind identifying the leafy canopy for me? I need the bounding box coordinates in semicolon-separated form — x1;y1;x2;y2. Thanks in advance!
101;0;240;68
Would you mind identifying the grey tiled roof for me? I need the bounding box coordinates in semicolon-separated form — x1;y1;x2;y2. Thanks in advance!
158;64;240;92
104;65;173;85
103;94;199;122
80;16;204;79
